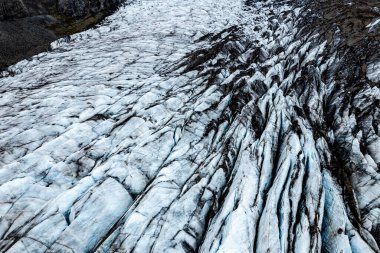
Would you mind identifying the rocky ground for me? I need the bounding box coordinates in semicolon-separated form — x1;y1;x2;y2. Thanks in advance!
0;0;379;252
0;0;124;69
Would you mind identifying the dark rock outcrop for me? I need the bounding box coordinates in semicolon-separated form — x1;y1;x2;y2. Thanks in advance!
57;0;124;17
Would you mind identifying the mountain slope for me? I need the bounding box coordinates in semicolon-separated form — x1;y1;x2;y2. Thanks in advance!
0;0;124;68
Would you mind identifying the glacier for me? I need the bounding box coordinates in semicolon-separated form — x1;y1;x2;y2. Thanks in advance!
0;0;379;252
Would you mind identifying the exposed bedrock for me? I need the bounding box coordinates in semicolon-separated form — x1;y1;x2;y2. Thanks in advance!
0;0;379;252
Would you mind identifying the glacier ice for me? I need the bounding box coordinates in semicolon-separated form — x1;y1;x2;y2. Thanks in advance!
0;0;379;252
